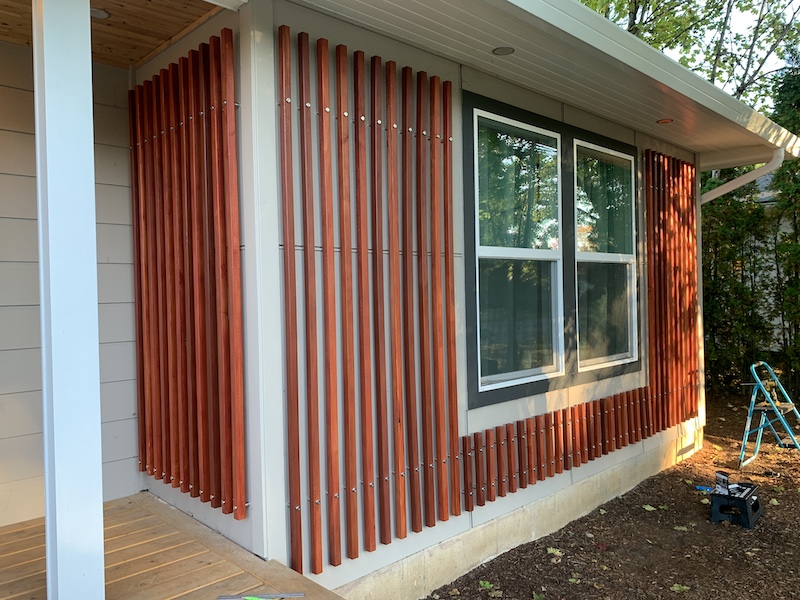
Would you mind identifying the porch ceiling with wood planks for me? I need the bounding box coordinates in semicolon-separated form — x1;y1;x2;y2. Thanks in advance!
0;0;220;68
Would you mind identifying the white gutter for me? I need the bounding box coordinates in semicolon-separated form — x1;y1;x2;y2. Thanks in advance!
203;0;248;10
700;147;785;205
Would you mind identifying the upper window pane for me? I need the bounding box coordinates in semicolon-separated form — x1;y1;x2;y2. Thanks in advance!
576;144;633;254
477;116;559;250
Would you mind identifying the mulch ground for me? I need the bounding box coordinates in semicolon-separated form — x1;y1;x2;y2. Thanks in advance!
422;391;800;599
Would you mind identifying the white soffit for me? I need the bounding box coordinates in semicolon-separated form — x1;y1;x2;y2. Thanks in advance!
292;0;800;169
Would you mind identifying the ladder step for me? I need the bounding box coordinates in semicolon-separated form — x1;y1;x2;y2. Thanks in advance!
753;402;795;414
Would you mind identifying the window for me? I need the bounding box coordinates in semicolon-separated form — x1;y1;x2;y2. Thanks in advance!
575;142;638;369
465;93;640;407
474;112;563;390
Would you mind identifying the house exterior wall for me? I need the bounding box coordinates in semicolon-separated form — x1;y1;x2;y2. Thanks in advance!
0;40;144;527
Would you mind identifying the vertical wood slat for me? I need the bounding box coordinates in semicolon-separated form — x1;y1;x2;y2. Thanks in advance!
545;413;555;478
525;417;537;485
474;431;486;506
370;55;392;547
516;420;527;490
316;38;342;565
385;60;408;540
562;408;572;471
570;406;580;468
554;410;564;475
536;415;546;481
335;44;359;560
277;26;303;573
400;66;423;534
496;426;507;497
416;70;436;528
463;436;474;512
297;32;324;575
429;76;449;521
208;37;232;513
443;81;461;517
353;50;377;553
507;423;517;494
486;428;497;502
580;403;589;464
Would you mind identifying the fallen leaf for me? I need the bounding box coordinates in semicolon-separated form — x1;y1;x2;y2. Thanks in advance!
585;532;595;538
479;580;494;590
701;498;711;505
712;444;723;451
600;564;610;571
533;593;546;600
670;583;690;593
674;525;689;531
599;508;607;515
773;486;785;492
448;589;460;596
643;504;657;511
718;416;726;421
770;498;779;506
488;591;503;598
684;479;693;485
659;505;670;510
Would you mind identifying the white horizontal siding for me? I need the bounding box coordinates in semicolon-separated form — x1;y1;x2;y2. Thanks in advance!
0;41;139;527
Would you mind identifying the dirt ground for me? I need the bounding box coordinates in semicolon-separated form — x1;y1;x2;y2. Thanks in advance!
422;390;800;599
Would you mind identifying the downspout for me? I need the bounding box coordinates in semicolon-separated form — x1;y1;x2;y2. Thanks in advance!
700;147;785;204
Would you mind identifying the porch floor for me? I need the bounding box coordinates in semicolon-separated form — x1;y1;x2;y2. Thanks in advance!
0;492;342;600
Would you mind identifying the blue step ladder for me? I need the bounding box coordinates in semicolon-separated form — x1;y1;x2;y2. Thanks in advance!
738;361;800;469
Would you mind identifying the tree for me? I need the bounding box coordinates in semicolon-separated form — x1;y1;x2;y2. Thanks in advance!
580;0;800;108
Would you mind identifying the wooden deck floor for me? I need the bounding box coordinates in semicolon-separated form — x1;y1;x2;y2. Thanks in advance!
0;492;342;600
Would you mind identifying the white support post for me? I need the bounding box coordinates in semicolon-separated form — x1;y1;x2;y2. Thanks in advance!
32;1;106;598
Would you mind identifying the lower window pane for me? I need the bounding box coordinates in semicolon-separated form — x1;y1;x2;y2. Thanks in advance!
479;258;554;383
577;262;630;363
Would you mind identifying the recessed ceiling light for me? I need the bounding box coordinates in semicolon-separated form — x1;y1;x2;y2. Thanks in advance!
656;118;674;124
492;46;515;56
90;8;110;19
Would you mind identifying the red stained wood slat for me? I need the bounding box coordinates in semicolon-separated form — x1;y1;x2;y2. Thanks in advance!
353;50;377;552
620;392;629;448
536;415;546;481
474;431;486;506
298;32;323;574
571;406;581;467
208;38;232;513
130;88;150;475
644;150;657;436
593;400;602;458
442;80;460;516
516;420;527;489
199;43;223;507
220;28;247;520
146;78;167;482
580;403;589;464
370;54;392;546
400;66;422;534
384;60;408;540
429;76;449;521
525;417;537;484
277;26;303;573
603;397;614;454
335;44;359;558
627;390;637;444
615;393;625;448
166;64;187;491
545;413;555;478
187;50;210;500
416;71;435;527
496;426;507;497
486;428;497;502
316;38;343;564
587;401;596;460
554;410;564;474
463;436;474;512
506;423;517;494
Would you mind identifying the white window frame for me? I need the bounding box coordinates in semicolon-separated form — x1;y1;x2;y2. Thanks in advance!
573;139;638;372
474;109;565;391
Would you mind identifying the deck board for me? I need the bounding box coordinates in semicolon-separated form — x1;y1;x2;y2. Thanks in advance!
0;492;342;599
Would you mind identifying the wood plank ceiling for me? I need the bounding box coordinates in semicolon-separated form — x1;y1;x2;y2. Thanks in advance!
0;0;220;68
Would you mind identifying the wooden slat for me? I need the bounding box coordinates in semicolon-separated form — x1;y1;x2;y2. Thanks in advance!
278;25;303;572
429;75;449;520
316;37;342;565
587;401;596;460
370;54;392;546
594;400;602;458
220;28;247;520
496;426;507;497
580;403;589;464
506;423;517;494
545;412;555;478
516;420;527;490
353;49;377;552
571;406;580;467
442;80;460;516
474;431;486;506
536;415;546;481
400;65;422;534
644;150;656;437
462;436;474;512
209;37;233;513
297;31;323;575
485;427;496;502
188;50;210;499
178;56;199;498
620;392;629;448
385;59;407;540
602;397;613;454
335;43;359;559
416;70;435;528
554;409;564;474
525;417;537;485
